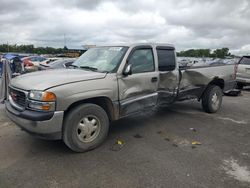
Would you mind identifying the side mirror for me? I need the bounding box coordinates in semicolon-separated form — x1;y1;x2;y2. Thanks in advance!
123;64;132;76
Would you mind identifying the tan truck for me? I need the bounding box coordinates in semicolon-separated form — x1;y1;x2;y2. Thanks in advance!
5;43;236;152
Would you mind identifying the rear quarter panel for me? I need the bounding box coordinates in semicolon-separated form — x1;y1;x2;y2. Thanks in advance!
179;64;235;98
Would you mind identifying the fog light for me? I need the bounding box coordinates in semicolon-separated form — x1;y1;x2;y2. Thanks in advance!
28;101;55;111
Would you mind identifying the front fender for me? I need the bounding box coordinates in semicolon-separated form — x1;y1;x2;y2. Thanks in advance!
57;89;116;111
46;74;118;111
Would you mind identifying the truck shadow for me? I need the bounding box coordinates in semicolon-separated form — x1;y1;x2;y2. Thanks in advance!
27;101;203;154
242;87;250;92
109;100;202;135
27;138;72;154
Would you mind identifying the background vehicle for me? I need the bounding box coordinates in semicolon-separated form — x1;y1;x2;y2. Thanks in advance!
22;56;47;66
38;58;76;70
5;43;236;152
0;61;2;77
22;56;47;72
236;56;250;89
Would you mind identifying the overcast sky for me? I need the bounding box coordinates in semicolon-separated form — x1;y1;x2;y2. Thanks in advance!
0;0;250;54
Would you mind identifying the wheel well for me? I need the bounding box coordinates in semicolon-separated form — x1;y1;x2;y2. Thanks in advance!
65;97;117;121
199;78;224;100
209;78;225;89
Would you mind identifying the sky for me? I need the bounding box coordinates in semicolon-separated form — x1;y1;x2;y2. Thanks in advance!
0;0;250;54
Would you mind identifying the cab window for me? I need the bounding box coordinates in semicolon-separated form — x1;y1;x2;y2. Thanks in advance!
157;48;176;71
128;48;154;74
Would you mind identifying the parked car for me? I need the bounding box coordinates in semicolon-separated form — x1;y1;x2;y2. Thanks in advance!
0;61;2;77
5;43;236;152
0;55;25;103
38;58;76;70
42;57;61;65
236;56;250;89
22;56;47;72
208;60;226;66
22;56;47;66
2;54;24;75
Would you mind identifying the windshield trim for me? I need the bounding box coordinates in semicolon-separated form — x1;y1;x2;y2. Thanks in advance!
110;46;129;73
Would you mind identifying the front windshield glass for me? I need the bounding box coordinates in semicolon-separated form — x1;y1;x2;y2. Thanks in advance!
73;46;128;72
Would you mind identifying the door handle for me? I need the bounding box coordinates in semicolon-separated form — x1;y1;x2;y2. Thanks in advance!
151;77;158;82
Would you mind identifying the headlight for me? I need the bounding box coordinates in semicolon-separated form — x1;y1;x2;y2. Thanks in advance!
28;91;56;111
29;91;56;102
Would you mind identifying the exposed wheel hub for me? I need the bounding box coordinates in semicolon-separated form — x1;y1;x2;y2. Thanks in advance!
211;93;220;109
76;115;101;143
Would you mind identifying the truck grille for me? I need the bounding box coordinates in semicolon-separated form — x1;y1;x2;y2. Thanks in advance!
9;87;26;108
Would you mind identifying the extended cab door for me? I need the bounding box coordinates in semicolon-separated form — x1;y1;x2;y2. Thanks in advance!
156;46;179;104
118;46;159;117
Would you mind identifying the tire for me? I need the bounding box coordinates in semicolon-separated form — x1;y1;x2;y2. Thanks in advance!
202;85;223;113
63;103;109;152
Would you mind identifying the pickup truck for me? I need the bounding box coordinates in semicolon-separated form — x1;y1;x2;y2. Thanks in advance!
5;43;236;152
236;56;250;89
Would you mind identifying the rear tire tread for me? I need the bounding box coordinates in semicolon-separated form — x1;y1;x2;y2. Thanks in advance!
202;85;223;113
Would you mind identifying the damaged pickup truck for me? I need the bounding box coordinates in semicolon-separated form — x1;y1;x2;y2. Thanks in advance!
5;43;236;152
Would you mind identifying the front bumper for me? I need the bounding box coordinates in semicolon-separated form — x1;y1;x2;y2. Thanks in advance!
5;101;64;140
236;77;250;86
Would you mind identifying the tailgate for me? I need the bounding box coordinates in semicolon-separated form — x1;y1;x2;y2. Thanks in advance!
237;64;250;79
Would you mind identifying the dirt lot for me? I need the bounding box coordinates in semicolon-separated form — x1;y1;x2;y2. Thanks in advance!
0;90;250;188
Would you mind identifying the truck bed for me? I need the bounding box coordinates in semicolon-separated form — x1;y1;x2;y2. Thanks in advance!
178;64;236;100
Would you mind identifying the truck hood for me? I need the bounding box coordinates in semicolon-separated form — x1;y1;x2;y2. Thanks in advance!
10;69;107;91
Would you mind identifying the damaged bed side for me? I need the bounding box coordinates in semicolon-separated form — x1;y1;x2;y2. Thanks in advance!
177;64;238;101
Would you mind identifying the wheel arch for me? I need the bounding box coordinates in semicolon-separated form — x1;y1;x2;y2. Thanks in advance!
199;77;224;100
208;77;225;89
64;96;119;122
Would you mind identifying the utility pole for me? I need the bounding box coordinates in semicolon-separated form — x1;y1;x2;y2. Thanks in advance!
64;34;66;48
7;41;9;52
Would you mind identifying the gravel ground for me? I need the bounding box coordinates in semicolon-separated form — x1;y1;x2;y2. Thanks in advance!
0;89;250;188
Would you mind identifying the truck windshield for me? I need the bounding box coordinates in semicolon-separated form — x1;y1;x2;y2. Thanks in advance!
72;47;128;72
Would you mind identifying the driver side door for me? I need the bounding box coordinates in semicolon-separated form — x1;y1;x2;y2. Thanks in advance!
118;46;159;117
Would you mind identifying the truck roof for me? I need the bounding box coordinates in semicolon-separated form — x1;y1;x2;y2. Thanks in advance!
98;43;175;48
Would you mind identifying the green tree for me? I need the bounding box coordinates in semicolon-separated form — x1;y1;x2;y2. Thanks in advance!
212;48;230;58
177;47;231;58
0;44;66;54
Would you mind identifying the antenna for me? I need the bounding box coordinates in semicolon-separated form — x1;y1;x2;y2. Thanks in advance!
7;41;9;52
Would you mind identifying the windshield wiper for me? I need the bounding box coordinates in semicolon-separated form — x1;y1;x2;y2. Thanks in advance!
68;65;102;72
68;64;79;69
79;66;98;72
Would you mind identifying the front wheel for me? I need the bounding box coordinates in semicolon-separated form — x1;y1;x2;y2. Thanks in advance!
202;85;223;113
63;103;109;152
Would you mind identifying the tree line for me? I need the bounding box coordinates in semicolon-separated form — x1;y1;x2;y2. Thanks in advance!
0;44;68;54
0;44;232;58
177;48;231;58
